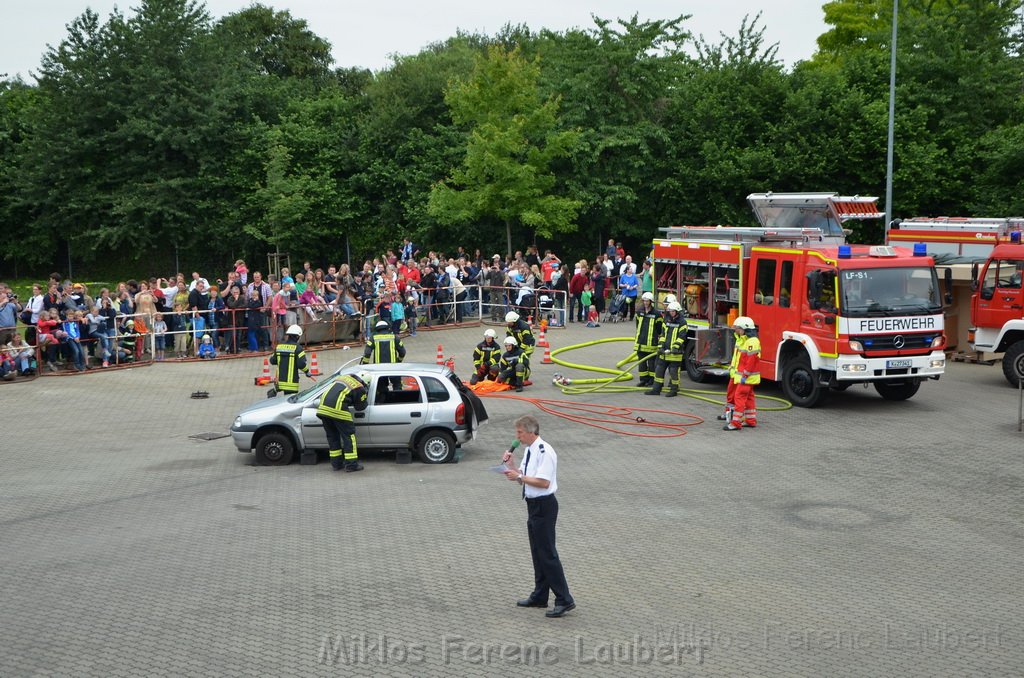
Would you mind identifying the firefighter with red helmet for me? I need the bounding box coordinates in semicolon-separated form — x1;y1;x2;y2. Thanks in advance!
721;316;760;431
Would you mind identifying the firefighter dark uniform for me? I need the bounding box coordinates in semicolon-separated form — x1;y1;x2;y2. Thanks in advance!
497;337;529;392
472;332;502;384
634;295;665;387
722;317;760;431
269;327;309;394
361;323;407;365
505;312;535;377
645;303;687;397
317;373;369;471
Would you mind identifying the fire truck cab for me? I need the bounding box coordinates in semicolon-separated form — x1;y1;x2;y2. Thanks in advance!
885;215;1024;386
654;194;948;407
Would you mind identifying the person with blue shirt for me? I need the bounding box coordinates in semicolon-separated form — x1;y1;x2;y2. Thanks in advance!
617;263;639;321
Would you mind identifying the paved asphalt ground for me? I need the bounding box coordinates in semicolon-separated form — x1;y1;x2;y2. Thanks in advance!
1;321;1021;677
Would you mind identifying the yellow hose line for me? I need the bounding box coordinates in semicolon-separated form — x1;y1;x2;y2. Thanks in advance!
548;337;793;410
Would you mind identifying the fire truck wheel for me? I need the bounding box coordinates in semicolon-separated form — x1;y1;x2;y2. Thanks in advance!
684;343;711;383
1001;341;1024;388
873;380;921;401
781;355;826;408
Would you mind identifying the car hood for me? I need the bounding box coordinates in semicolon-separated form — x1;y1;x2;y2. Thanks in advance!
239;394;303;419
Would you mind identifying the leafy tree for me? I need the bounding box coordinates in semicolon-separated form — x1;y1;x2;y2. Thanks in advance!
428;45;580;257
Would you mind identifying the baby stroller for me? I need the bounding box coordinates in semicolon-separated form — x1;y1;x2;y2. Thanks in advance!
605;293;626;323
536;286;556;325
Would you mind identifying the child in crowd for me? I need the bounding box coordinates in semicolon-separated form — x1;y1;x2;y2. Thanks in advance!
586;305;601;327
581;282;593;314
86;305;112;367
235;259;248;285
390;294;405;335
152;313;167;361
405;295;418;336
61;311;86;371
116;320;138;363
37;309;60;371
197;334;216;359
6;333;35;376
0;344;15;380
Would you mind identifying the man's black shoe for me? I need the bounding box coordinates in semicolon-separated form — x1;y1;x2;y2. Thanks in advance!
516;598;548;608
545;602;576;618
345;463;364;472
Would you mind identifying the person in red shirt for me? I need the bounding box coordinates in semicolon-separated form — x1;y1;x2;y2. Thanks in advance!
568;265;589;323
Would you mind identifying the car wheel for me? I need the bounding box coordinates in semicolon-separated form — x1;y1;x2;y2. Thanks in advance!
781;355;826;408
416;430;456;464
873;380;921;401
254;431;295;466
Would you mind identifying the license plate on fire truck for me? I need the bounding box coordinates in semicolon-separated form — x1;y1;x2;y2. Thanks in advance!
886;359;912;369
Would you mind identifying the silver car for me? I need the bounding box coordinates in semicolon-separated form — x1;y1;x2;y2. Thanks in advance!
231;363;488;465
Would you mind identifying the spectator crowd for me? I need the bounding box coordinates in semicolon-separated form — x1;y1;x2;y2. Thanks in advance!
0;237;652;381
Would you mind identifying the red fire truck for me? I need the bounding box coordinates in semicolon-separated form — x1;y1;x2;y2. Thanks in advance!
886;215;1024;386
654;194;949;407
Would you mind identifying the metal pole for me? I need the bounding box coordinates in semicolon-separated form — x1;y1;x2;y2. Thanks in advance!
884;0;899;241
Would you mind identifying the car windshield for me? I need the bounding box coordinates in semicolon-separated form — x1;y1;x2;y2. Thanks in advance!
840;266;942;317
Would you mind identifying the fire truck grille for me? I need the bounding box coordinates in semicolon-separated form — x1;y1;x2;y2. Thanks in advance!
854;334;935;351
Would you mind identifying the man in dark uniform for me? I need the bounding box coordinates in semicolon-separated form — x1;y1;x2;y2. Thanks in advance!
362;319;406;389
317;370;370;472
502;415;575;617
505;311;535;380
497;335;528;392
269;324;312;396
634;291;664;387
471;328;502;384
645;301;687;397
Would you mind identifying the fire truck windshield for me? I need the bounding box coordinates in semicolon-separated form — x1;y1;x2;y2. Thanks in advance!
839;267;942;317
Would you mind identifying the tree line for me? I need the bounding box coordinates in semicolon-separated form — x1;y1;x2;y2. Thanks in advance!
1;0;1022;277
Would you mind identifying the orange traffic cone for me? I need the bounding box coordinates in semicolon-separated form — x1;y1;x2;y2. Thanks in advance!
436;344;444;365
538;325;547;344
255;357;272;385
541;342;553;365
308;351;321;376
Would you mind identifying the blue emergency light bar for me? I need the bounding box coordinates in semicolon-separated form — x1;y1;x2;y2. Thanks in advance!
1012;231;1022;244
838;245;852;259
913;243;927;256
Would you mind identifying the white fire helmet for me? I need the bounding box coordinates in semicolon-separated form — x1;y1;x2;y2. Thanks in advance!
733;316;755;330
375;320;390;330
286;324;303;337
356;370;371;384
503;335;518;346
483;329;497;339
641;291;654;301
667;301;683;312
505;311;520;323
663;294;677;305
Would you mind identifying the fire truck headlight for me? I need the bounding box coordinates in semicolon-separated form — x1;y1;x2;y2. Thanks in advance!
930;336;943;348
930;359;945;369
841;363;867;372
849;340;863;352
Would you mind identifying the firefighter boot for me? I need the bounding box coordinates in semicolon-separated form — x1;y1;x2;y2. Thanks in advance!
644;383;662;396
664;386;678;398
470;373;480;385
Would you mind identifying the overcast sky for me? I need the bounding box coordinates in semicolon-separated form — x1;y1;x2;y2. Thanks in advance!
2;1;829;81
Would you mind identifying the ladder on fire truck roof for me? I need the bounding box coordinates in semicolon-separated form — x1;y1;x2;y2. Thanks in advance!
891;216;1024;234
658;225;825;244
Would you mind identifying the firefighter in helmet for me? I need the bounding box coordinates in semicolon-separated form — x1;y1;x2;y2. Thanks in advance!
505;311;535;377
634;291;665;388
645;301;687;397
471;328;502;384
317;370;370;471
363;319;406;390
721;316;760;431
269;324;313;396
496;335;528;392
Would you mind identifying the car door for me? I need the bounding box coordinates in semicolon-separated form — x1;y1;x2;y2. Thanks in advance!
365;372;424;447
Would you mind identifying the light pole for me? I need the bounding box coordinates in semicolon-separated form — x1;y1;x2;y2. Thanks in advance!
884;0;899;241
